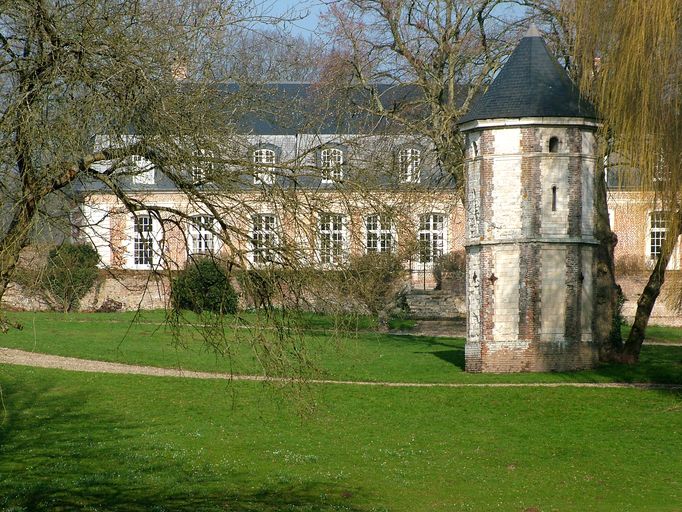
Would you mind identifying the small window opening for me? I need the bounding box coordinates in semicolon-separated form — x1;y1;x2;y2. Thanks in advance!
549;136;559;153
472;140;478;157
551;186;557;211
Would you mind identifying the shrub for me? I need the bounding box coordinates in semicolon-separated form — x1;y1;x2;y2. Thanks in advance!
171;258;238;314
42;243;100;312
615;254;647;276
432;251;466;290
342;252;406;316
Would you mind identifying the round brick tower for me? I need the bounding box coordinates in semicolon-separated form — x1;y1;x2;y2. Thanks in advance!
458;26;600;372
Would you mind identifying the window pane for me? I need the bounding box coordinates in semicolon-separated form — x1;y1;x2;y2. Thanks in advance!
190;215;215;254
365;214;394;253
134;215;154;265
418;213;445;263
399;148;421;183
650;211;668;260
319;213;345;264
251;214;277;263
321;148;343;181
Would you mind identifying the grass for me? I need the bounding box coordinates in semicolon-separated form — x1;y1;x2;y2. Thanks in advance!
2;311;682;385
1;313;681;510
624;323;682;344
0;365;681;511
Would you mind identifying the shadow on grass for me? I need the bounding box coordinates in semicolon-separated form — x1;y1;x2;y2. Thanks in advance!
590;344;682;386
0;376;373;512
4;484;371;512
423;349;466;370
415;338;682;389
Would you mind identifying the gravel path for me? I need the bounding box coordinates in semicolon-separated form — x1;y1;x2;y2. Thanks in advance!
2;347;682;389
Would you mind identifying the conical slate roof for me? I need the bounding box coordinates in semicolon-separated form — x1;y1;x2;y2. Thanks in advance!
459;26;596;124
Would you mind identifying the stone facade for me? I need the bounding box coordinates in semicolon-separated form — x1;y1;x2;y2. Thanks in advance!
461;119;601;372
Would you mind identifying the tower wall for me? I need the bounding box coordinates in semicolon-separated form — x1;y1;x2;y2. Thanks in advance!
463;119;600;372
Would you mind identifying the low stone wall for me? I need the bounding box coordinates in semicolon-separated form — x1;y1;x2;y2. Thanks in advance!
4;265;680;328
1;271;171;312
405;289;465;320
618;273;682;327
82;272;171;311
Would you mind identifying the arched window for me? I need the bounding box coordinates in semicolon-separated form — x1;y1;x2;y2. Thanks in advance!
320;147;344;182
131;155;155;185
253;148;276;185
548;136;560;153
551;186;557;212
365;214;395;253
398;148;421;183
418;213;446;264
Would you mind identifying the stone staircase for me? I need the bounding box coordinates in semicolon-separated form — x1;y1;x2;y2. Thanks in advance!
405;288;465;320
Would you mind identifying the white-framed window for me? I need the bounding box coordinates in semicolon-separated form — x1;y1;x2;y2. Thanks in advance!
253;148;276;185
647;211;680;270
398;148;421;183
320;148;344;182
250;213;278;264
418;213;446;264
131;155;155;185
133;214;155;265
192;149;214;183
365;214;395;253
319;213;346;265
189;215;216;255
649;211;668;261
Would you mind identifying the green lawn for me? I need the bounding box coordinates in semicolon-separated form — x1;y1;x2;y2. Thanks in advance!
628;324;682;344
2;311;682;385
1;313;682;510
0;365;680;511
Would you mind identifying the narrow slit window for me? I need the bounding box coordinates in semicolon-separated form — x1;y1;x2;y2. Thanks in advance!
549;136;559;153
551;186;557;211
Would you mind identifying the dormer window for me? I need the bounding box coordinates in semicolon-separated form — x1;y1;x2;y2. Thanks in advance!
320;147;344;182
548;136;560;153
253;148;276;185
192;149;214;184
398;148;421;183
131;155;155;185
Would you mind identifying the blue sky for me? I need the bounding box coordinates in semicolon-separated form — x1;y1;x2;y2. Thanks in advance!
268;0;326;36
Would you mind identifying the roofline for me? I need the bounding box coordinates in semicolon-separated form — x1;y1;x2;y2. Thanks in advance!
458;116;600;132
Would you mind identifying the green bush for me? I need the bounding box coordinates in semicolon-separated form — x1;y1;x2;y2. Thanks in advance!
171;258;238;314
343;252;405;316
42;243;100;312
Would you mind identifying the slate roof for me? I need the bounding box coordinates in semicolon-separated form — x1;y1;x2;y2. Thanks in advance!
220;82;423;135
458;26;596;124
76;82;457;193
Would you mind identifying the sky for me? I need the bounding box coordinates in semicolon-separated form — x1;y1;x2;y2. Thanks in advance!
268;0;326;36
264;0;529;38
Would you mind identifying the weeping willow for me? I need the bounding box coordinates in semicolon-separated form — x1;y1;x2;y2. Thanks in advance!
572;0;681;361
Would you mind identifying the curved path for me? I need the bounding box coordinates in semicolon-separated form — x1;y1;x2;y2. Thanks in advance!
2;347;681;390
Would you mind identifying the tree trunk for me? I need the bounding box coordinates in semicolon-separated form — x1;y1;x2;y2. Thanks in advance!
592;152;623;360
0;201;38;310
621;228;678;363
